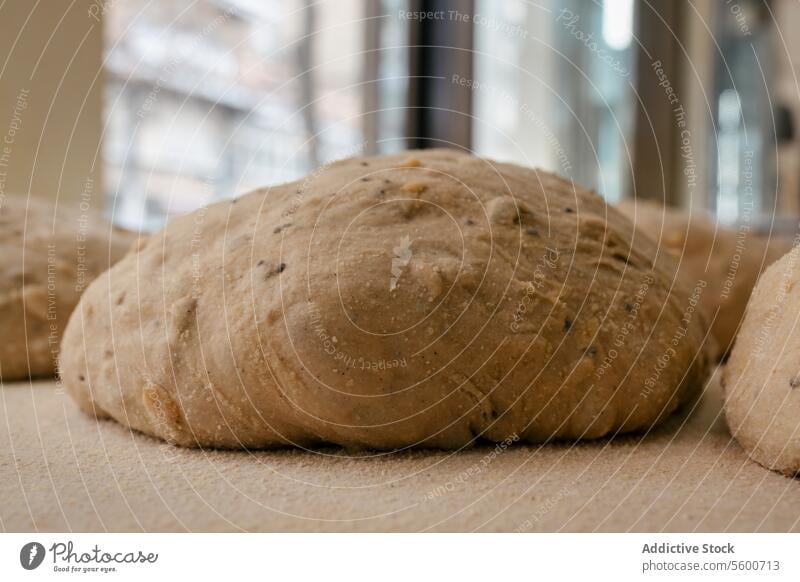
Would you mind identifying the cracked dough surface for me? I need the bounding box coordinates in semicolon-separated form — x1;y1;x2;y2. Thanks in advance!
0;195;132;380
60;150;712;449
723;246;800;476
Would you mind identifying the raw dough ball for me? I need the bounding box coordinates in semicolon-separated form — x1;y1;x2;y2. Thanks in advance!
0;195;133;380
617;200;790;357
61;150;712;449
723;246;800;476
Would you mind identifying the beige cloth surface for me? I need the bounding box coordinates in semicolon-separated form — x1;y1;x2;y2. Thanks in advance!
1;370;799;532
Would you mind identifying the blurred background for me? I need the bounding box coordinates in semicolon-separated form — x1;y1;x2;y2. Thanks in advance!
0;0;797;232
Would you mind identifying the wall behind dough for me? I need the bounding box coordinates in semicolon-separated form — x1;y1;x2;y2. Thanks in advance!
0;0;103;209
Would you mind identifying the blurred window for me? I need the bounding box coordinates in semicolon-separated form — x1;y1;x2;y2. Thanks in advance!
104;0;408;230
711;0;775;225
472;0;635;202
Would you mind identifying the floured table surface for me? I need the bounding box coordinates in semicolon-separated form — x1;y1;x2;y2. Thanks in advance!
1;370;799;532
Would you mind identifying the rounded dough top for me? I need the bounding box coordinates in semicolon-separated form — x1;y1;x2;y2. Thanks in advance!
61;150;712;449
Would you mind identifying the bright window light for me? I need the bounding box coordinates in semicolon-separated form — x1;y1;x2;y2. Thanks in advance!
602;0;634;51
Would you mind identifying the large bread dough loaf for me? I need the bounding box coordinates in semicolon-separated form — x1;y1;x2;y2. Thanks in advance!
0;195;133;380
617;200;790;357
723;246;800;476
60;150;712;449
